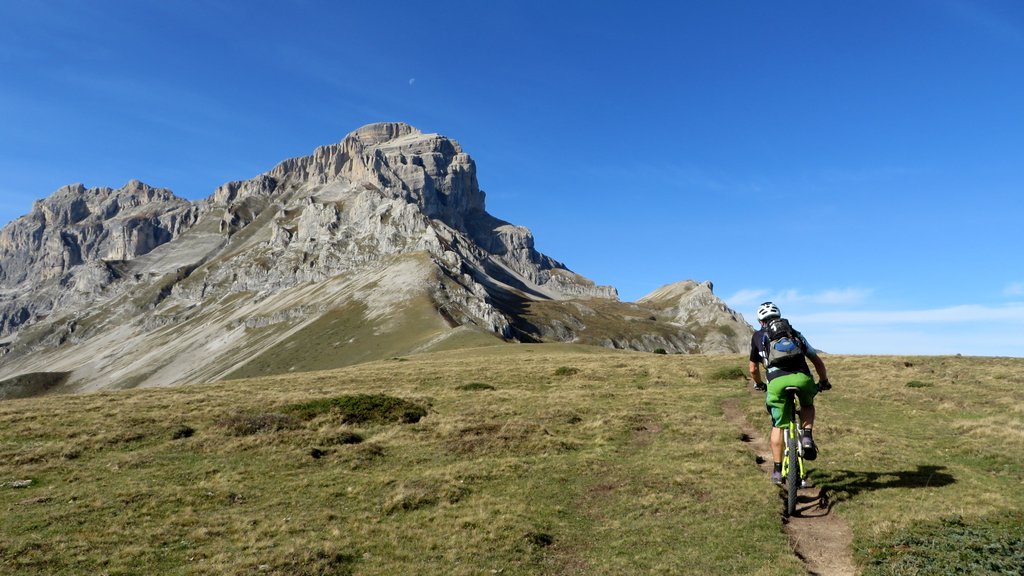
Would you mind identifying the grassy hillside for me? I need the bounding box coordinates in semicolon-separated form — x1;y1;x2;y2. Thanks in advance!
1;346;1021;575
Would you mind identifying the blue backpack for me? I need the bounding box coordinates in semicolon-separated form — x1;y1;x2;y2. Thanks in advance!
763;318;807;369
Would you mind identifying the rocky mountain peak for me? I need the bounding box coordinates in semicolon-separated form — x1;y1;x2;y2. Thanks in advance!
0;181;196;286
29;180;182;227
638;280;713;304
264;123;481;221
214;123;559;295
348;121;423;146
637;280;751;352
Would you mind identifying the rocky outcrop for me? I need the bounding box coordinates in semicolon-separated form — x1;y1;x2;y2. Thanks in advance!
0;181;200;335
0;180;196;283
638;280;752;353
0;122;752;393
511;280;752;355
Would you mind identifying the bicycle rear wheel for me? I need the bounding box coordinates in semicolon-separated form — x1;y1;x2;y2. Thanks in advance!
786;434;800;517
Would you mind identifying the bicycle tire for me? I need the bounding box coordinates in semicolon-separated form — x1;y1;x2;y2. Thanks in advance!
786;435;800;517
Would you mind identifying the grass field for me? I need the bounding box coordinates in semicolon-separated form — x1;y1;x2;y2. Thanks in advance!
1;345;1021;575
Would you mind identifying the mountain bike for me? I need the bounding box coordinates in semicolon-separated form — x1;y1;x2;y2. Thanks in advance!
781;386;808;517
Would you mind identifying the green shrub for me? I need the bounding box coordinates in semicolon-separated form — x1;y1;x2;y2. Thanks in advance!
862;513;1024;575
283;394;427;424
906;380;932;388
525;531;555;547
708;366;746;381
457;382;495;391
171;424;195;439
653;348;667;355
262;549;357;576
217;412;301;436
554;367;579;376
335;431;364;445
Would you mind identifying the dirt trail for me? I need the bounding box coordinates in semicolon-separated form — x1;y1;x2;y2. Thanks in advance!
722;395;859;576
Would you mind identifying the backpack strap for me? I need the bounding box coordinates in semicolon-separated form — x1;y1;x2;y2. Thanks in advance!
760;331;770;363
792;330;807;354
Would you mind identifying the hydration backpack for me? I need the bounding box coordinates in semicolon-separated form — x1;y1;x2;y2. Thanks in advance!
763;318;806;369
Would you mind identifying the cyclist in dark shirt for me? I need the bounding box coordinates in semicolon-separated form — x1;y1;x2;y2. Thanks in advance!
748;302;831;484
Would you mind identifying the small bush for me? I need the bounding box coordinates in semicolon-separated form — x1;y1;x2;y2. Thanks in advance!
350;443;385;468
217;412;301;436
525;531;555;547
708;366;746;381
262;549;357;576
334;431;364;445
653;348;667;355
171;424;195;439
863;513;1024;575
457;382;495;391
906;380;932;388
283;394;427;425
105;431;146;445
554;366;579;376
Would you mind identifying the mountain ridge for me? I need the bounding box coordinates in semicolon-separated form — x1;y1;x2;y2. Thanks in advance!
0;122;752;395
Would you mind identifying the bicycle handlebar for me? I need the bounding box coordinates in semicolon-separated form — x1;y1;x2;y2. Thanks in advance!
751;380;832;392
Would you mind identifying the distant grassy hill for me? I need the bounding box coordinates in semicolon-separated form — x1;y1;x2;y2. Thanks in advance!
0;371;69;400
1;346;1021;575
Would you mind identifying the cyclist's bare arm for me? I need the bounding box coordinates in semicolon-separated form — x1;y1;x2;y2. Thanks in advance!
749;360;765;387
808;354;828;383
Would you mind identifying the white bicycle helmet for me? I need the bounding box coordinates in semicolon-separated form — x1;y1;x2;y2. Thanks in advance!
756;301;781;321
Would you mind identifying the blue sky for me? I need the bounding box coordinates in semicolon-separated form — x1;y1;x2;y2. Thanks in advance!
1;1;1022;356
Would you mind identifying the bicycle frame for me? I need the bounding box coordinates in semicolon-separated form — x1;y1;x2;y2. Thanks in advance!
779;387;807;516
780;421;806;486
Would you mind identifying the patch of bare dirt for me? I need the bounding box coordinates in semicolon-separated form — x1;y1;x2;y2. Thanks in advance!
723;393;859;576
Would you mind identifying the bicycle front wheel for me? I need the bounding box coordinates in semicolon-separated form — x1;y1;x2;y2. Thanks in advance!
786;435;800;517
